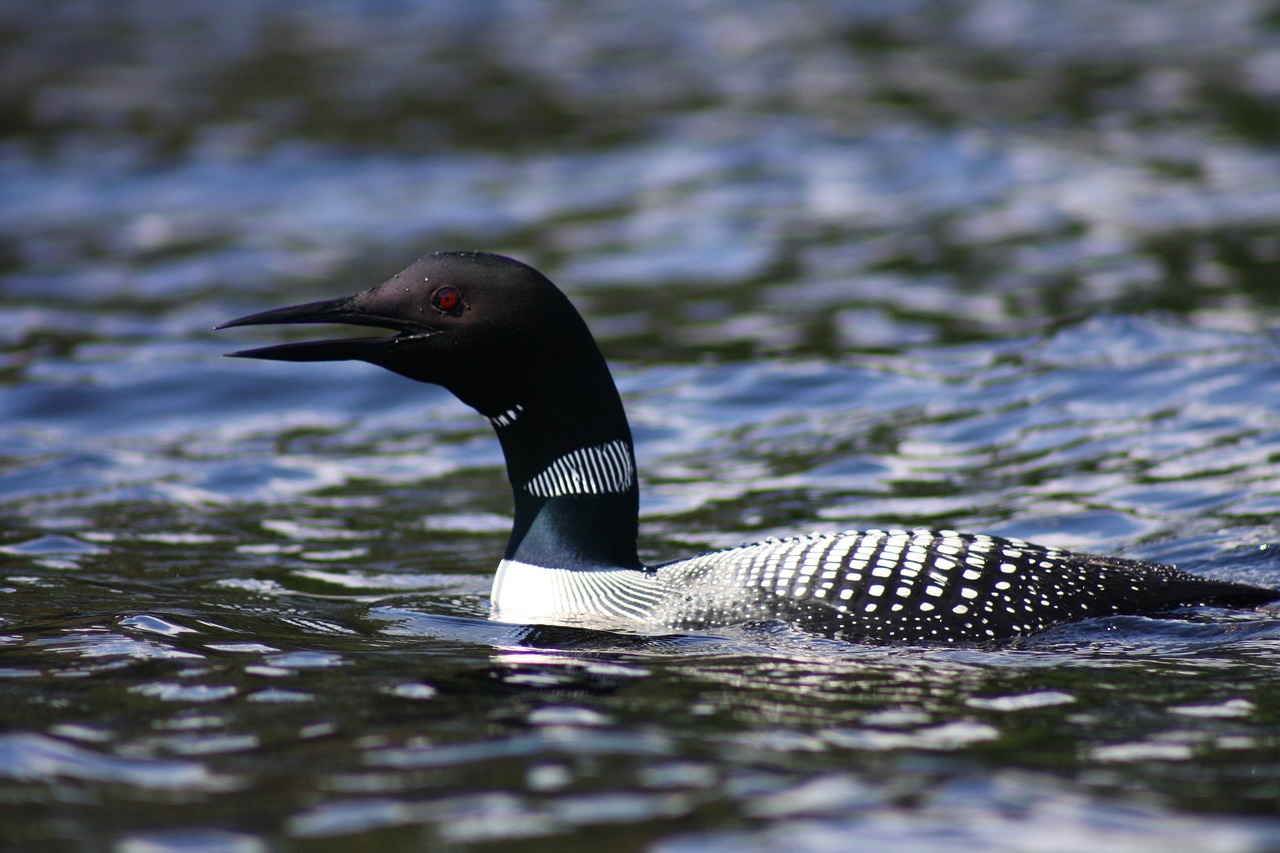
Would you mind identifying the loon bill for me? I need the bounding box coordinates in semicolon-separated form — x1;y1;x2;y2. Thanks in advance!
219;251;1279;644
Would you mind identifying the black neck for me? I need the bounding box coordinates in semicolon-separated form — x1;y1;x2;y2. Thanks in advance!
485;348;642;571
506;489;641;570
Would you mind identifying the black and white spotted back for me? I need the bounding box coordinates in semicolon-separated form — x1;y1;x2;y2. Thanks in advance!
649;528;1273;644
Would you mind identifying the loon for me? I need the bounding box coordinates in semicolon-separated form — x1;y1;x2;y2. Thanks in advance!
219;252;1279;644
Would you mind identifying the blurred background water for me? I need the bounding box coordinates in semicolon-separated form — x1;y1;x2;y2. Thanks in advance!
4;1;1280;850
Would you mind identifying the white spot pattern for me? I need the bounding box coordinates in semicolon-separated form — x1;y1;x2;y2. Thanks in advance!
524;440;635;498
487;529;1273;645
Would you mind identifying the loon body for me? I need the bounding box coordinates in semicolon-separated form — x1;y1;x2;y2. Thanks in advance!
220;252;1278;644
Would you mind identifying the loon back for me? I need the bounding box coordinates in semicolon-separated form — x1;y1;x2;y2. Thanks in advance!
219;251;1279;645
652;529;1275;644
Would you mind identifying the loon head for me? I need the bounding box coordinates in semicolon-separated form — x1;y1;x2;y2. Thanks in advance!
219;251;641;571
220;252;595;414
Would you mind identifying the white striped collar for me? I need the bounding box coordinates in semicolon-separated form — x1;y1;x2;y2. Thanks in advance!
523;440;634;498
489;404;524;429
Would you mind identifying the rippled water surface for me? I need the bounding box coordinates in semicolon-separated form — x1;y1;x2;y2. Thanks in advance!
4;1;1280;850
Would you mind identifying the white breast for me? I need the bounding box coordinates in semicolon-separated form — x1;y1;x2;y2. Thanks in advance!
490;559;672;631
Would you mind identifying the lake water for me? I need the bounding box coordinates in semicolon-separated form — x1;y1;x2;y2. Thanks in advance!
4;1;1280;850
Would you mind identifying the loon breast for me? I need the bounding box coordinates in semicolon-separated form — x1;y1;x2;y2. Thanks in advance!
491;559;674;631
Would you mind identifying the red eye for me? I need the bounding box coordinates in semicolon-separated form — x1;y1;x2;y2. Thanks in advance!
431;286;463;314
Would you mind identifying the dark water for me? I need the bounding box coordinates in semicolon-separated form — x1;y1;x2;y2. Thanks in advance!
4;1;1280;850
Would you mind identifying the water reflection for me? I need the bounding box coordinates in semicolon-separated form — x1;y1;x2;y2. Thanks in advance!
0;732;238;791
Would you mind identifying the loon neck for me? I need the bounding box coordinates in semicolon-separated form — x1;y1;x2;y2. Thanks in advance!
485;360;642;572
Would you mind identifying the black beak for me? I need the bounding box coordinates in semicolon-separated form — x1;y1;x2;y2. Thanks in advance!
217;295;434;362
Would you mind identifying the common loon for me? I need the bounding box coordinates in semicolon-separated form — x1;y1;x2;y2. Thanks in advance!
219;252;1279;644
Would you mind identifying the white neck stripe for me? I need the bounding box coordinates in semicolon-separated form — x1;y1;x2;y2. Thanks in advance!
524;440;634;498
489;404;525;429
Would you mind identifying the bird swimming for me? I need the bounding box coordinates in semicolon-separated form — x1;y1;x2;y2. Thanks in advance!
219;251;1279;644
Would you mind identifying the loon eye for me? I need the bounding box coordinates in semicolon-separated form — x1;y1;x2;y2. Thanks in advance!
431;286;463;315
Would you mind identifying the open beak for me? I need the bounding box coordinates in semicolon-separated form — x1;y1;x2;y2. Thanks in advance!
216;294;435;362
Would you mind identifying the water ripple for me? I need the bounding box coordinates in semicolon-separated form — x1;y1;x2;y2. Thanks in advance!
0;733;237;791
